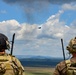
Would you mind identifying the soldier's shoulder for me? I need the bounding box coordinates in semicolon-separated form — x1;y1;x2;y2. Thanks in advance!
56;60;66;70
57;60;65;66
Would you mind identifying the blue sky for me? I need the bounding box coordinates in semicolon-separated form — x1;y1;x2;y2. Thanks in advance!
0;0;76;58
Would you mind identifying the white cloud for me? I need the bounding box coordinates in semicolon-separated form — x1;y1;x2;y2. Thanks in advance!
0;10;75;57
16;23;38;40
62;3;76;10
0;19;20;38
40;10;66;39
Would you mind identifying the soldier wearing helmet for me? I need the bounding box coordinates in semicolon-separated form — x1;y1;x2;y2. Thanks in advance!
67;37;76;53
53;37;76;75
0;33;25;75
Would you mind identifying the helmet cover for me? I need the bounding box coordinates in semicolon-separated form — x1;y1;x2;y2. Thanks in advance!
0;33;10;50
66;37;76;53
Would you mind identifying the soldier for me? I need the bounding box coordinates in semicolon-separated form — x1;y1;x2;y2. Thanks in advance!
0;33;25;75
53;37;76;75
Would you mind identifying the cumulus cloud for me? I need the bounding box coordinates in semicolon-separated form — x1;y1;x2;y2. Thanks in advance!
0;20;20;38
0;19;39;41
16;23;38;40
37;10;67;39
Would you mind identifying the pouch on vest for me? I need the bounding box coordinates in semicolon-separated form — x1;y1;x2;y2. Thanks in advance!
66;60;76;75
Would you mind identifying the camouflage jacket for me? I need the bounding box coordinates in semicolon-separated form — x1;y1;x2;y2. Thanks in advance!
0;53;25;75
53;57;76;75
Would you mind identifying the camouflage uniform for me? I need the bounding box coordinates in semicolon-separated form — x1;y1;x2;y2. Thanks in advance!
0;33;25;75
53;57;76;75
53;37;76;75
0;53;25;75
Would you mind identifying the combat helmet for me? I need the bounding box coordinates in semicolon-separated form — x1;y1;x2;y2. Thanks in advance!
0;33;10;50
66;37;76;53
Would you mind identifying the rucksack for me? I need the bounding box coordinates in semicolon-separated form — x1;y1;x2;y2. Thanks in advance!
0;55;19;75
66;60;76;75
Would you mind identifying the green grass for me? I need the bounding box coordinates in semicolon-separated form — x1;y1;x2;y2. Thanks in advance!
25;72;52;75
24;67;54;75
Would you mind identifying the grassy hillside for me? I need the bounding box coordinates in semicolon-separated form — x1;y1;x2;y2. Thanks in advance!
24;67;55;75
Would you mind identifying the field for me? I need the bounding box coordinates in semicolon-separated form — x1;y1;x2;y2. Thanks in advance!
24;67;55;75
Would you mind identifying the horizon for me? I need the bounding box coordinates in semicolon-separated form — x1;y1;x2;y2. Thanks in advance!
15;54;69;59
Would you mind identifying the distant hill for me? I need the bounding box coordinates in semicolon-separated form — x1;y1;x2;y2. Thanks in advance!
15;55;64;67
15;55;63;59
